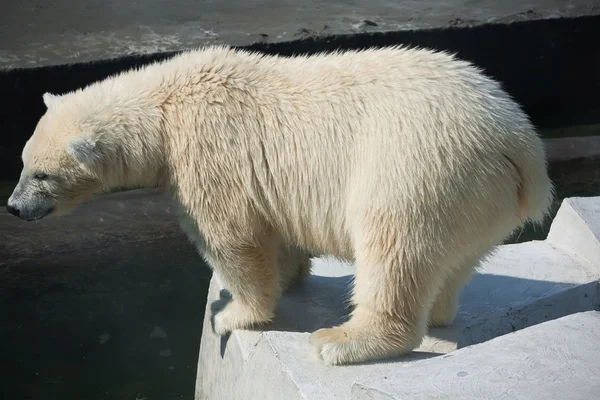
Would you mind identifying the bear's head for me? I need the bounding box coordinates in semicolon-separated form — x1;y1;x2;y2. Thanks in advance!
6;93;106;221
6;91;164;221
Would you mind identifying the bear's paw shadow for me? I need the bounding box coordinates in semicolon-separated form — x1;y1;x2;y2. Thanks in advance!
209;274;354;336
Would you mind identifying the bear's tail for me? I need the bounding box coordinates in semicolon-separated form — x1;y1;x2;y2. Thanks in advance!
505;136;554;225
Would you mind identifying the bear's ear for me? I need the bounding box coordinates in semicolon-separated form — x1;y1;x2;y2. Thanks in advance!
66;132;101;164
43;92;61;108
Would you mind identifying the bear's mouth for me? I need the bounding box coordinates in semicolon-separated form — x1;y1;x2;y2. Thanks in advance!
24;206;54;222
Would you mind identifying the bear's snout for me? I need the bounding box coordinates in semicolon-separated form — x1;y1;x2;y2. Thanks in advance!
6;192;54;221
6;203;20;217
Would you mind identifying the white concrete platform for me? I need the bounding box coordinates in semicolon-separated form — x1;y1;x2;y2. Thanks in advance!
352;310;600;400
195;196;600;399
2;0;598;70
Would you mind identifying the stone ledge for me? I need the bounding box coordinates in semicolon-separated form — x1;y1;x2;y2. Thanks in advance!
2;0;598;70
352;311;600;400
545;134;600;163
195;196;600;399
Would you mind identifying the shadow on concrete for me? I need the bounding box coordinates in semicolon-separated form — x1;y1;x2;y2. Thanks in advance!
252;270;598;351
426;272;597;348
270;274;355;333
207;274;355;337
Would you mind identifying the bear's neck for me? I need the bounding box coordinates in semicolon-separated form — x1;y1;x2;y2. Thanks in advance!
89;98;169;191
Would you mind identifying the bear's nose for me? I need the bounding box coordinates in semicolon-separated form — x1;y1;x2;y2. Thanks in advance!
6;204;20;217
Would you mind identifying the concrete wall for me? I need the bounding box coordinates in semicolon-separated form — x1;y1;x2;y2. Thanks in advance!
1;0;597;70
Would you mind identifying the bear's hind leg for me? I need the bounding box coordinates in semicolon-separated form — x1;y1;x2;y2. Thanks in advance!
427;258;479;328
209;232;282;336
428;219;519;328
278;244;312;292
309;214;446;365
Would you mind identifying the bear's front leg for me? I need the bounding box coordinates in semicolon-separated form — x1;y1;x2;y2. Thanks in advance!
308;210;446;365
207;232;282;336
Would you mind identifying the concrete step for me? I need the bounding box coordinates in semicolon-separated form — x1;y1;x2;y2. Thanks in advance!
352;311;600;400
195;196;600;399
546;196;600;267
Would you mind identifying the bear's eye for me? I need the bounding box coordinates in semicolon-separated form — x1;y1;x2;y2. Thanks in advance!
33;172;49;181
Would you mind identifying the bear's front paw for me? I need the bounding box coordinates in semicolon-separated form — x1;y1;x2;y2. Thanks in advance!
309;320;421;366
309;326;356;365
210;298;274;336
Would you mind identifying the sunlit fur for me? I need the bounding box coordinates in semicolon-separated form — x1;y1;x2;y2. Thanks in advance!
12;45;554;365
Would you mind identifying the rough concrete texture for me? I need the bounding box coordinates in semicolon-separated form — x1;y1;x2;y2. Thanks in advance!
195;197;600;399
1;0;598;69
352;311;600;400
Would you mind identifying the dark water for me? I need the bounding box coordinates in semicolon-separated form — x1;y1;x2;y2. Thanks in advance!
0;235;210;400
0;156;599;399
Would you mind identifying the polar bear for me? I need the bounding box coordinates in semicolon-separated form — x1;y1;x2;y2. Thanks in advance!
6;45;553;365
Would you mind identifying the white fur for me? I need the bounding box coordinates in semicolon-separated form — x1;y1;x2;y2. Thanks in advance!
19;45;553;365
42;92;61;108
66;133;100;163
